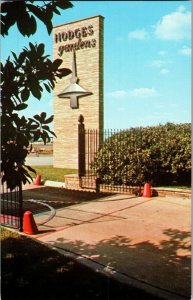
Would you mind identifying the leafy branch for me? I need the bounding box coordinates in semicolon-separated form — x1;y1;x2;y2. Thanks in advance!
1;1;73;36
1;0;72;189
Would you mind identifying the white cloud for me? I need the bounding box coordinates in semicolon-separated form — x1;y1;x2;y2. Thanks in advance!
177;5;186;13
160;68;170;75
128;28;149;40
107;90;127;98
107;87;160;99
129;87;159;97
154;6;191;41
179;45;191;56
151;59;167;68
158;50;167;56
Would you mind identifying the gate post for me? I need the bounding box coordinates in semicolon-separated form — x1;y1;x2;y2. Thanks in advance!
78;115;86;181
18;182;23;232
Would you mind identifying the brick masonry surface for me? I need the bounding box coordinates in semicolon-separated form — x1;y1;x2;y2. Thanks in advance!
53;16;104;169
64;176;191;199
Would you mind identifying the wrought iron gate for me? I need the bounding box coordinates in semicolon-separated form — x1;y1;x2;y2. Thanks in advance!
78;116;142;195
1;183;23;231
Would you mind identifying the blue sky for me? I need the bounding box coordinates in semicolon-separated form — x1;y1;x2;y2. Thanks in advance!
2;1;191;129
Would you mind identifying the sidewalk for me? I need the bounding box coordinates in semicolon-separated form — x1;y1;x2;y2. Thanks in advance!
30;192;191;300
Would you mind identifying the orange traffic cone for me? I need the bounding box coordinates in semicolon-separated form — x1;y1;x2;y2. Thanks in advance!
23;211;38;235
143;183;151;197
34;174;41;185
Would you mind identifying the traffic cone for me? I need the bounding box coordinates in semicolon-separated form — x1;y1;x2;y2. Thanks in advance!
34;174;41;185
143;183;151;197
23;211;38;235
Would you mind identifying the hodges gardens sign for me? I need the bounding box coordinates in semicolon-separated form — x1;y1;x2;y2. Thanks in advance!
55;25;97;56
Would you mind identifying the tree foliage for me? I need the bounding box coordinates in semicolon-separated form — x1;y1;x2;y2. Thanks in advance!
1;0;73;189
1;0;73;37
92;123;191;186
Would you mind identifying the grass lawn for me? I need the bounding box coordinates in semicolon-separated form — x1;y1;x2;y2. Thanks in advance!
29;165;77;182
1;227;162;300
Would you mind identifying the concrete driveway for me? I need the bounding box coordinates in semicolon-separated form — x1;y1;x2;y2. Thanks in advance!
29;192;191;300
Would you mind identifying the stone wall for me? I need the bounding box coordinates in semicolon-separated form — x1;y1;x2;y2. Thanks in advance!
53;16;104;169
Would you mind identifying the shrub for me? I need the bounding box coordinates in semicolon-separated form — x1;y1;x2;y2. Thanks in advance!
92;123;191;186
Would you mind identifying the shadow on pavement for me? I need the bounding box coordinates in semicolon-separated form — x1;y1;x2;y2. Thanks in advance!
52;228;191;299
22;186;115;215
1;229;167;300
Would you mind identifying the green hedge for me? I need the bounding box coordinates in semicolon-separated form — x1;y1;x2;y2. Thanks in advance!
92;123;191;186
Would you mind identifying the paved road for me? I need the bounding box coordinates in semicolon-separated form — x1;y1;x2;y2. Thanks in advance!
29;188;191;300
25;155;53;166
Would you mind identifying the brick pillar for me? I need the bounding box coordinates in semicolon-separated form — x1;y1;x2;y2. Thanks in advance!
53;15;104;169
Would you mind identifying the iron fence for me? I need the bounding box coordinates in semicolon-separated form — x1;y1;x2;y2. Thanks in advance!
78;117;142;195
1;183;23;231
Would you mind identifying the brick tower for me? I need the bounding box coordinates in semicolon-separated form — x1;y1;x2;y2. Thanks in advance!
53;15;104;169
